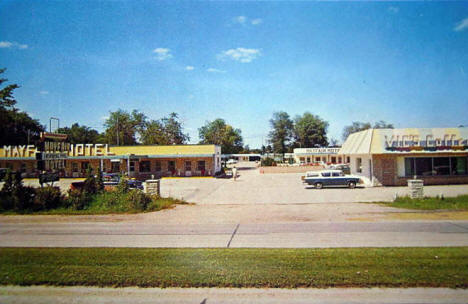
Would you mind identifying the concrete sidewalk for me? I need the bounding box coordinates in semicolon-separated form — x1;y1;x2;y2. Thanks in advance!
1;286;467;304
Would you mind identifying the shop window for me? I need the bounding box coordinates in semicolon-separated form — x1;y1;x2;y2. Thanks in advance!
415;158;432;176
356;158;362;173
197;160;205;171
168;161;176;172
433;158;450;176
185;161;192;172
451;157;468;175
405;158;415;177
139;161;151;172
155;161;161;172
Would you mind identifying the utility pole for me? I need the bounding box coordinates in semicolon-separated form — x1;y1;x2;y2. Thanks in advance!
116;115;119;146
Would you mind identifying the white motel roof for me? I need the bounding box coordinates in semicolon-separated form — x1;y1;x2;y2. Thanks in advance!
339;127;468;155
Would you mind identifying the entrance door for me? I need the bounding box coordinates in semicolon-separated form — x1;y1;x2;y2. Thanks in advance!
381;158;395;185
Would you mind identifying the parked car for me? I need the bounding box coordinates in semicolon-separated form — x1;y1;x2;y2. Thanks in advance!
303;170;362;189
102;173;144;190
327;164;351;175
226;159;238;165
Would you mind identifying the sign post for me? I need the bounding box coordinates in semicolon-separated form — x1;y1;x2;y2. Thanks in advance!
37;132;68;187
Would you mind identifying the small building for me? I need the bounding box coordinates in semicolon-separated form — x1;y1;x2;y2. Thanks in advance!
0;144;222;179
221;153;262;162
339;128;468;186
293;148;346;165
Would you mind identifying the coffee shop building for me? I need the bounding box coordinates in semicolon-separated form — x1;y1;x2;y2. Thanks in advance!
0;144;222;179
339;127;468;186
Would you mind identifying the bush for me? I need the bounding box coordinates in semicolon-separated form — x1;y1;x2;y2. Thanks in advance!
67;189;91;210
126;189;152;211
34;186;65;210
261;157;277;167
83;168;97;195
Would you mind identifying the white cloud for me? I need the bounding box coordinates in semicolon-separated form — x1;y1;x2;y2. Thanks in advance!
153;48;173;61
235;16;247;24
388;6;399;14
207;68;226;73
251;18;262;25
454;17;468;32
219;47;261;63
185;66;194;71
0;41;28;49
39;90;49;95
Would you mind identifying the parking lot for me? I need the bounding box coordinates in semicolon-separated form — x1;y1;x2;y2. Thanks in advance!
160;162;468;205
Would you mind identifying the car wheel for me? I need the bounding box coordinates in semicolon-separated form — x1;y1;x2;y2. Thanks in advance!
315;182;323;189
348;181;356;189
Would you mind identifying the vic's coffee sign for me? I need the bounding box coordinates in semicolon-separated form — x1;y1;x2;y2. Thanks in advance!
384;134;468;152
2;144;116;158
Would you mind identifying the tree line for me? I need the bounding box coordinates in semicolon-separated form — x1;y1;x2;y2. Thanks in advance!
1;68;393;154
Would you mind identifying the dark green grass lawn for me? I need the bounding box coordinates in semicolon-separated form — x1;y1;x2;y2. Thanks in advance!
375;195;468;211
1;247;467;288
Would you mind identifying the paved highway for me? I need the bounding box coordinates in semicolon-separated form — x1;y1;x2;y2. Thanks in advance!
1;286;468;304
2;221;468;248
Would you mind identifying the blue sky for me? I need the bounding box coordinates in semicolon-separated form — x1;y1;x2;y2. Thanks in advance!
1;1;468;148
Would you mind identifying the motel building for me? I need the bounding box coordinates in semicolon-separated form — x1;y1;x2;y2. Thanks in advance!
0;144;222;179
339;127;468;186
293;147;348;165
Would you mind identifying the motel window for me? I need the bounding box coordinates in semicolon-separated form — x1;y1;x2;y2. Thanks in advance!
338;157;342;163
72;162;78;173
155;161;161;172
185;161;192;172
81;162;89;170
111;161;120;173
346;157;350;163
168;161;176;172
306;157;311;163
404;157;468;177
129;161;135;172
20;163;27;173
197;161;205;172
356;158;362;173
139;161;151;173
331;157;336;163
315;157;320;162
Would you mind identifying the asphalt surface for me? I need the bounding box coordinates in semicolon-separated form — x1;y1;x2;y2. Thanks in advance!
1;287;467;304
2;221;468;248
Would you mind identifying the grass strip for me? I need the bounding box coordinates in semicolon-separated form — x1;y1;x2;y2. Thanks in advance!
373;195;468;211
1;247;467;288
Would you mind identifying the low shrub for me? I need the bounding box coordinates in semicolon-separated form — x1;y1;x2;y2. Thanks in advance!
33;186;65;210
67;189;91;210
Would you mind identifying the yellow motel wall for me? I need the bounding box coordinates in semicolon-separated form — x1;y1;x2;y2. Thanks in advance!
0;144;220;179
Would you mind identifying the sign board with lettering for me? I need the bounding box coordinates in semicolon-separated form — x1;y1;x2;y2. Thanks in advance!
293;148;341;155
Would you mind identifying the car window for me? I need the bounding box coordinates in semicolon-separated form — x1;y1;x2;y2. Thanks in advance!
332;172;340;177
321;172;331;177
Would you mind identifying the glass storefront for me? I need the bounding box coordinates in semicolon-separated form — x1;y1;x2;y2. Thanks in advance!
405;156;468;177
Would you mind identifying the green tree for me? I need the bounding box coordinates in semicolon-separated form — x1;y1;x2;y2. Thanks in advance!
0;68;44;146
342;121;394;141
104;109;147;145
140;113;189;145
160;113;190;144
198;118;243;154
57;123;103;144
268;111;293;154
293;112;329;148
